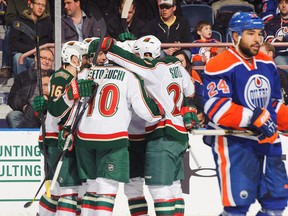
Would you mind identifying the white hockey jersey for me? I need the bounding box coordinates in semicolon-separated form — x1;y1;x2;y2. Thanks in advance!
106;45;195;142
75;65;163;149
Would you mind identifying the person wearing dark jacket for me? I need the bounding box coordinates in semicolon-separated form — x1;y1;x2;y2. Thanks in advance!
6;48;54;128
106;0;149;39
148;0;191;56
61;0;106;42
9;0;53;77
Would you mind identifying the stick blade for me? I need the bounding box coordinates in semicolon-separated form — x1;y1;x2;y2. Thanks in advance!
23;201;32;208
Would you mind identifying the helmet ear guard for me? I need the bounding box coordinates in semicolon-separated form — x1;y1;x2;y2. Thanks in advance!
132;35;161;59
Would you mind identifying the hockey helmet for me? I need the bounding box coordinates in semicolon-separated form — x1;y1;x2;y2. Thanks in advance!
61;41;88;64
228;12;264;36
116;40;136;53
133;35;161;59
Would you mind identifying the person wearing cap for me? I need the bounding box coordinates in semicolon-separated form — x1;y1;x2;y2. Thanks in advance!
147;0;191;56
203;11;288;216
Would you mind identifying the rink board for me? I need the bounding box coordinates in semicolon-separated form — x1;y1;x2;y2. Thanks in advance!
0;129;287;216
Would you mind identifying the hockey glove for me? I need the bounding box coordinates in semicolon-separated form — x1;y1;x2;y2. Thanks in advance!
65;79;96;100
58;129;74;151
32;95;47;112
180;105;199;130
249;107;278;144
118;32;135;42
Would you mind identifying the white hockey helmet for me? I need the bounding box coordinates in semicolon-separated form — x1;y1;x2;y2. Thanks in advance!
116;40;136;53
133;35;161;59
61;41;88;64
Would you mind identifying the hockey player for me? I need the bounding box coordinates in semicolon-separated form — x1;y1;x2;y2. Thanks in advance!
203;12;288;215
88;35;198;216
74;39;164;216
43;40;95;216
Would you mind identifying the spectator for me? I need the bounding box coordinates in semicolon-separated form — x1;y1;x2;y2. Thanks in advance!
148;0;191;56
9;0;53;77
190;20;221;66
173;49;207;127
0;0;51;78
134;0;183;22
6;47;54;128
260;0;278;23
264;0;288;70
259;42;288;105
61;0;106;43
106;0;149;39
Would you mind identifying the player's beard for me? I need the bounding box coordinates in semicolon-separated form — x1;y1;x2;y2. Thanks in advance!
239;41;259;58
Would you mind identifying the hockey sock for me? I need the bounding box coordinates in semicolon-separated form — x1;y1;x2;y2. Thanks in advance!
39;194;59;216
94;194;116;216
174;197;185;216
128;196;148;216
154;199;175;215
81;192;97;216
57;194;78;216
76;197;81;216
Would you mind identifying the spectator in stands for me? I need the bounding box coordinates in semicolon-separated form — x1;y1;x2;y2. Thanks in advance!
9;0;53;77
148;0;191;56
259;42;288;105
173;49;207;127
191;20;221;65
264;0;288;70
134;0;183;22
106;0;149;39
6;47;54;128
0;0;51;78
260;0;278;23
61;0;106;43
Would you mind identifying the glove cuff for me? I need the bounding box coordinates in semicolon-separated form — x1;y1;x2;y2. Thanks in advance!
180;106;197;116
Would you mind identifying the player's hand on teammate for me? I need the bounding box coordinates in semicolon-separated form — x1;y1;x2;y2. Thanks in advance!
58;129;74;151
118;32;135;42
66;79;96;100
88;37;115;54
180;105;199;131
249;107;278;144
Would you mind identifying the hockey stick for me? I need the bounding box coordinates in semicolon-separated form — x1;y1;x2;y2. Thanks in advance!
50;96;84;191
23;151;63;208
35;21;51;199
187;144;217;177
191;129;288;136
121;0;133;33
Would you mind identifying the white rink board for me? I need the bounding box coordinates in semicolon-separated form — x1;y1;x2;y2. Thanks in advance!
0;130;287;216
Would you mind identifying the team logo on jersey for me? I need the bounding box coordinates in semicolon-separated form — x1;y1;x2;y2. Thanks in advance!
275;27;288;37
107;163;115;172
240;190;248;199
244;75;270;109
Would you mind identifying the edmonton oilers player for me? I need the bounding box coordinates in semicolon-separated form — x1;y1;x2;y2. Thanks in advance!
203;12;288;215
